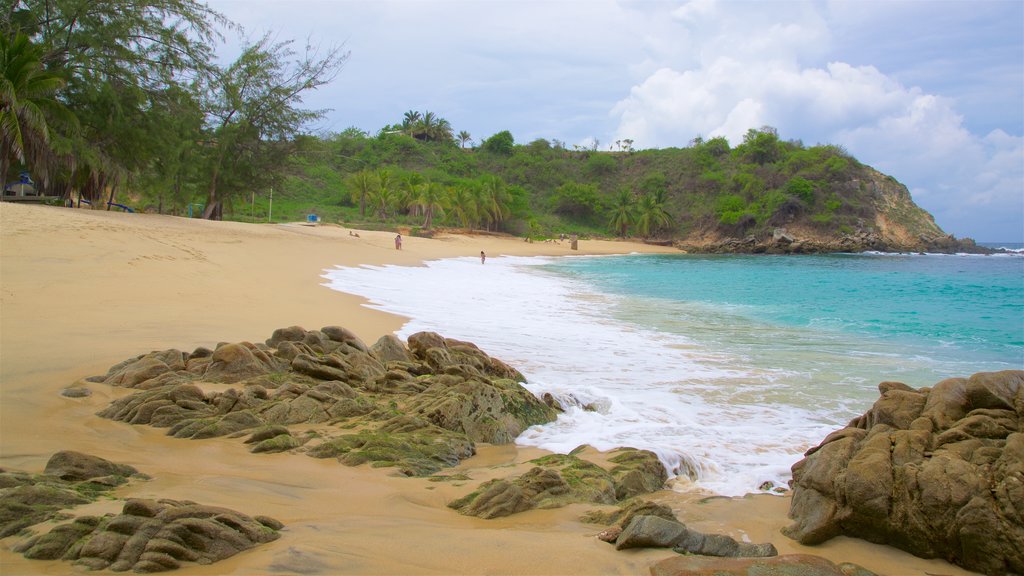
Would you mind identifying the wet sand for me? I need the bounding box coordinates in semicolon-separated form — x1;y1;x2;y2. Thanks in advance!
0;203;975;574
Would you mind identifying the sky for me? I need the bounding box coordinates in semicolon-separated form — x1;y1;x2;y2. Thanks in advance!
206;0;1024;243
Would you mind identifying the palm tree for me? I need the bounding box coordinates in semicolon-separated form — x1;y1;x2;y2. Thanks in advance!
478;175;510;231
412;179;447;230
0;32;73;188
608;189;636;237
432;117;453;142
371;168;394;219
635;193;674;238
457;130;471;149
401;110;421;136
400;172;424;217
347;169;375;217
448;183;478;229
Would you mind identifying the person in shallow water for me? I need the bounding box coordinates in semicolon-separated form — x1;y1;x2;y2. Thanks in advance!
395;234;402;250
480;251;486;264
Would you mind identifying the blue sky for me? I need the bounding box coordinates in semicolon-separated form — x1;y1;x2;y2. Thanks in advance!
207;0;1024;242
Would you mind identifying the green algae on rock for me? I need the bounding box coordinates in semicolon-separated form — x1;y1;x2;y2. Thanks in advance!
91;326;557;476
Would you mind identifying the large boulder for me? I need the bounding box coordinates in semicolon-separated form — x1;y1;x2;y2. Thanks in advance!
784;370;1023;576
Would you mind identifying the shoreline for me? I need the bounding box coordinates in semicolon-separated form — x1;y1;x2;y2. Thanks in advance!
0;203;976;575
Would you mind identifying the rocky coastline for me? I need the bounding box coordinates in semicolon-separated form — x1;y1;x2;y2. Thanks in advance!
3;324;1019;574
784;370;1023;575
676;227;997;255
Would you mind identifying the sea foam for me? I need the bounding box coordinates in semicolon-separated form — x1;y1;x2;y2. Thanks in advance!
322;256;843;497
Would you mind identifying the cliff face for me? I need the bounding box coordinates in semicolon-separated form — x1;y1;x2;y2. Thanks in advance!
865;168;944;246
677;166;983;255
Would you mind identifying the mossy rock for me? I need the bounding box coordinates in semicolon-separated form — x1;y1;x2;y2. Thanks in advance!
607;448;669;499
306;425;475;476
581;498;678;527
452;451;668;519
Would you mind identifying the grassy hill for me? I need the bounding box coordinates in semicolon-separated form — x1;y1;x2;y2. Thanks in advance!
169;126;978;254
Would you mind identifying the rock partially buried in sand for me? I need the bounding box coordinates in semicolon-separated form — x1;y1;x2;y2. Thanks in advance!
91;326;557;476
0;451;145;538
614;515;778;558
447;449;667;519
15;498;282;572
784;370;1024;576
650;554;878;576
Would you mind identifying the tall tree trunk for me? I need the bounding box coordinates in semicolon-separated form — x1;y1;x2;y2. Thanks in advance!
202;165;221;219
106;180;116;210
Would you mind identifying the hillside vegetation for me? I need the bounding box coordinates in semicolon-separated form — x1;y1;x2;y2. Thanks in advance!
191;124;971;254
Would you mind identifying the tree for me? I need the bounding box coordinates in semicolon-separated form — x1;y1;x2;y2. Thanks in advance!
199;34;348;219
607;189;635;237
481;130;514;155
635;192;674;238
13;0;222;200
0;32;73;188
550;181;600;218
477;174;510;230
739;126;781;165
347;169;374;217
371;167;393;218
457;130;471;149
412;179;447;230
448;182;478;228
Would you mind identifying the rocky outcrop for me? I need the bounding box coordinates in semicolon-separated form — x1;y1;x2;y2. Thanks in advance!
13;498;281;573
0;452;143;538
448;448;667;519
784;370;1023;575
91;326;557;476
680;227;992;255
2;452;281;573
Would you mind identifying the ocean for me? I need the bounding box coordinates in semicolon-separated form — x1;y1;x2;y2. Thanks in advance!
321;248;1024;497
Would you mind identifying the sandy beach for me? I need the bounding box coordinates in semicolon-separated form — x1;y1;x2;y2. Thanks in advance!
0;202;976;575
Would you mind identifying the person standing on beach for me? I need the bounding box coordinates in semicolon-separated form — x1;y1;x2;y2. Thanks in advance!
480;251;486;264
395;234;402;250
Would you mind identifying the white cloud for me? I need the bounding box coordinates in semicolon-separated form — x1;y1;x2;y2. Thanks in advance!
610;2;1023;241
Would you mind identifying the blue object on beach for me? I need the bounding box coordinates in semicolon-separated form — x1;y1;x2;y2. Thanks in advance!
307;214;319;223
107;202;134;213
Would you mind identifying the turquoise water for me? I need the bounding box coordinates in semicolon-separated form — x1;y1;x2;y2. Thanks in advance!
542;253;1023;387
324;251;1022;495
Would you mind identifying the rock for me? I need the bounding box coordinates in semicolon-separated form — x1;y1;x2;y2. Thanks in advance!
607;448;668;499
614;515;688;550
44;451;138;483
581;498;677;528
407;376;556;444
370;334;414;364
453;452;670;519
785;370;1024;575
98;349;188;388
650;554;878;576
615;514;777;557
61;387;92;398
0;453;142;538
91;325;556;478
18;499;282;572
202;342;282;383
